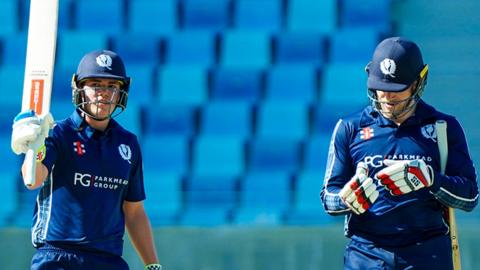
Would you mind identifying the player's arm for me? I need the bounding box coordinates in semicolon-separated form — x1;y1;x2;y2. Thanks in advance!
11;110;54;190
21;162;48;190
123;200;162;269
321;120;379;215
428;118;478;211
376;118;478;211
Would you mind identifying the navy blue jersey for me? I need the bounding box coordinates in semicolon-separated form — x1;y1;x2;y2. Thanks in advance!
32;110;146;256
321;100;478;247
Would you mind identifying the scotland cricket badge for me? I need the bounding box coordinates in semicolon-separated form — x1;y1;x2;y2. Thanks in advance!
119;144;132;164
96;54;113;70
421;124;437;142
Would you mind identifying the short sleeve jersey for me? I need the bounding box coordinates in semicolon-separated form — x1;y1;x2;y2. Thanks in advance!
32;110;146;256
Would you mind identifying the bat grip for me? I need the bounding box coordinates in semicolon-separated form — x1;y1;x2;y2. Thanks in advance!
24;148;37;187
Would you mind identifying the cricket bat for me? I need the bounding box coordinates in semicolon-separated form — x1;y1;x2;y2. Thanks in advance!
436;120;461;270
21;0;58;186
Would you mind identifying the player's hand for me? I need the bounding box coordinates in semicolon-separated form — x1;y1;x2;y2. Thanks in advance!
339;162;379;215
375;159;433;196
11;110;54;155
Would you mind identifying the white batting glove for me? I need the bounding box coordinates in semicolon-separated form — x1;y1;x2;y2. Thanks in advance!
339;162;379;215
375;159;434;196
11;110;54;155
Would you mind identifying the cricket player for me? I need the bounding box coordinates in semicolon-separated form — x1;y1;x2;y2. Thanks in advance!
11;50;163;270
321;37;478;269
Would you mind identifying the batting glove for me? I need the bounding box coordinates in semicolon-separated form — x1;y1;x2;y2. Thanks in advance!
145;264;163;270
11;110;54;156
339;162;379;215
376;159;434;196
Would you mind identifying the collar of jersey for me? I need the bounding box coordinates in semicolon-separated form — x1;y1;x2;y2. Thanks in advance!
360;100;438;127
70;109;119;137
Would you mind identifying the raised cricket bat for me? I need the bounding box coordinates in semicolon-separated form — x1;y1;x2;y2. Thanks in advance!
21;0;58;186
436;120;461;270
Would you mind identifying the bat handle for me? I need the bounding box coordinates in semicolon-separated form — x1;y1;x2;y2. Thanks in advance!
24;148;37;187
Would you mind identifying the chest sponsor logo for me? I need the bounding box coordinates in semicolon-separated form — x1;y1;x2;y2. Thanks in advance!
363;154;433;169
360;127;374;140
74;173;129;190
118;144;131;164
73;141;86;156
421;124;437;142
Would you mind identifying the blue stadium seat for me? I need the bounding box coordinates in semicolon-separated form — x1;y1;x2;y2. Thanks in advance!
165;30;216;67
234;0;282;32
0;0;18;36
124;64;155;107
157;66;208;105
180;209;230;226
75;0;124;33
220;31;271;69
143;172;181;226
0;135;21;227
200;101;252;137
115;103;142;136
111;33;161;66
257;101;308;140
57;0;73;30
320;63;369;107
303;134;331;174
1;33;27;66
266;65;317;103
180;175;237;226
312;102;365;135
52;66;76;104
192;135;245;177
287;0;337;34
0;104;19;134
0;66;24;106
330;27;380;64
0;135;22;173
286;171;341;225
0;171;18;226
211;68;263;102
340;0;392;33
143;103;197;138
129;0;177;35
182;0;230;32
11;190;36;228
249;137;301;173
57;31;108;68
50;101;75;121
142;135;190;175
234;172;291;225
274;32;327;66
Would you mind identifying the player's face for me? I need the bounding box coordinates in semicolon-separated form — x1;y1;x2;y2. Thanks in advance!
82;78;121;119
375;83;415;119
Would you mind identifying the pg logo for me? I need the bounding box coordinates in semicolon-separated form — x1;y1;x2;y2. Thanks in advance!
363;155;384;168
74;173;91;187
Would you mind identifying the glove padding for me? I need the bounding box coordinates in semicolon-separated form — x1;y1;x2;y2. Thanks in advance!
339;162;379;215
375;159;434;196
11;110;54;155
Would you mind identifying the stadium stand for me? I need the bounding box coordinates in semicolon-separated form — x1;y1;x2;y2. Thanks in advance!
165;30;216;67
74;0;125;33
12;0;480;230
128;0;177;35
0;0;18;36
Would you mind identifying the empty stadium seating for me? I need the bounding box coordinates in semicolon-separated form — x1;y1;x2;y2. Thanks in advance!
0;0;407;228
